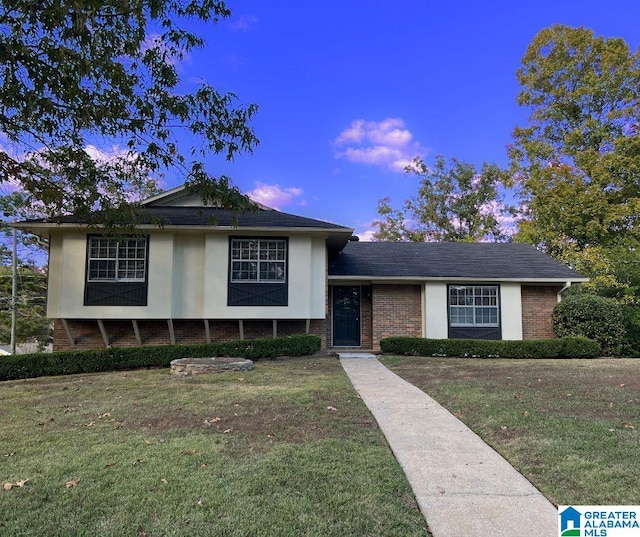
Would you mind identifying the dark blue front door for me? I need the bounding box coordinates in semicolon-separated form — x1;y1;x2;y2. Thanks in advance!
332;286;361;346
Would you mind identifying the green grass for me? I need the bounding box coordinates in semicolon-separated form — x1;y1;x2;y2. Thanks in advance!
381;356;640;506
0;357;429;537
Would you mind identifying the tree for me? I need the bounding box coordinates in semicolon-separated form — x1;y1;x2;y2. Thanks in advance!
511;25;640;262
511;25;640;355
0;264;51;346
373;155;515;242
0;0;258;224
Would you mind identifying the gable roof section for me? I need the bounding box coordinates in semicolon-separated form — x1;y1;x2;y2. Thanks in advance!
329;242;587;281
140;184;273;209
24;205;351;231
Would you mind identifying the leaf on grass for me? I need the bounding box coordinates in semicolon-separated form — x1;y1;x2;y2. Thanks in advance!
138;525;147;537
196;500;203;506
523;411;530;417
134;459;146;465
327;406;337;411
3;452;16;457
622;423;635;429
223;428;233;434
65;479;79;488
182;450;197;455
161;478;168;485
99;412;111;419
4;480;29;491
104;462;117;468
144;440;153;445
86;421;95;426
203;417;221;426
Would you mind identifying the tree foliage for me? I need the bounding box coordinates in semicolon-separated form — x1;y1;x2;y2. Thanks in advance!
511;24;640;320
374;155;514;242
511;25;640;256
0;264;50;346
0;0;258;223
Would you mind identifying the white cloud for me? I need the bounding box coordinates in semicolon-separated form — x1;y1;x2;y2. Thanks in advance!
247;182;305;210
84;144;136;164
232;15;258;32
356;229;377;242
333;118;427;172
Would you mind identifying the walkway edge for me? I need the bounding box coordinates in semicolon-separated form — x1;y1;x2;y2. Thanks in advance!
340;357;558;537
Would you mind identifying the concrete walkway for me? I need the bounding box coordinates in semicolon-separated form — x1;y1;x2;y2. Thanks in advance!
340;355;558;537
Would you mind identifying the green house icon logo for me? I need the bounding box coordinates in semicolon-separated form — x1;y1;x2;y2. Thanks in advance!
560;506;581;536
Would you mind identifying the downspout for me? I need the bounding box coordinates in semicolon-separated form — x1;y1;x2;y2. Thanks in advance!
557;281;572;303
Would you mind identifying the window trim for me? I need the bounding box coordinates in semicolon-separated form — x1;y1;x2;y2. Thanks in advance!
448;284;500;328
229;237;288;284
86;235;149;283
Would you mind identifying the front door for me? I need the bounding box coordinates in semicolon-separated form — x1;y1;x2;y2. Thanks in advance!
332;286;361;346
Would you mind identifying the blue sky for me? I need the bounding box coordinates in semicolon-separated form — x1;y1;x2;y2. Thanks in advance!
169;0;640;238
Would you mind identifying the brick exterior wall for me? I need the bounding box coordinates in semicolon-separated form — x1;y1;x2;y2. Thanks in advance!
360;286;373;349
521;286;562;339
53;318;325;352
372;284;422;351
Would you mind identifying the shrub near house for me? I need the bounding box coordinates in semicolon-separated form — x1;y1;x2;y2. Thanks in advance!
553;294;625;356
379;336;601;358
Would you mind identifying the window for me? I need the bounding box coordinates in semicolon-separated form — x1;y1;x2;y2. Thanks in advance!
87;236;147;282
230;239;286;283
449;285;499;327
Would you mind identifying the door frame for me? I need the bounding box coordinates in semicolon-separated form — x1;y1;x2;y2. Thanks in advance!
331;285;362;347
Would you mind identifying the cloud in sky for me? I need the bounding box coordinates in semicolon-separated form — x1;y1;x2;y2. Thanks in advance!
85;144;136;164
356;229;377;242
247;182;306;210
232;15;258;32
333;118;427;172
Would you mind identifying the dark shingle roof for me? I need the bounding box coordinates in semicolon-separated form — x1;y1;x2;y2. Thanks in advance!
22;206;352;231
328;242;585;280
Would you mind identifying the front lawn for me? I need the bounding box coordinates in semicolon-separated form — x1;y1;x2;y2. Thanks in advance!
381;356;640;506
0;357;429;537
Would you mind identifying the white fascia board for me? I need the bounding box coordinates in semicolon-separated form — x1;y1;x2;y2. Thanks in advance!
327;275;590;283
140;185;187;205
13;222;355;240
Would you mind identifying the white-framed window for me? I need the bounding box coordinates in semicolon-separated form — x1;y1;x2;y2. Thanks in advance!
230;238;286;283
449;285;499;327
87;236;147;282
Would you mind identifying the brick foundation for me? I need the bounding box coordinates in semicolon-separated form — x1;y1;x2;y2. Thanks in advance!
53;318;325;352
521;286;562;339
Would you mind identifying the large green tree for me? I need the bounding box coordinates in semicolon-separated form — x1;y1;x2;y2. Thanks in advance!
511;25;640;295
511;24;640;354
0;264;50;346
374;155;514;242
0;0;258;223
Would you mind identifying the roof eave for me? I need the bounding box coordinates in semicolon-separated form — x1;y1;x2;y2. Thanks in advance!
328;275;589;283
11;221;354;237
